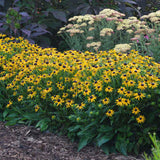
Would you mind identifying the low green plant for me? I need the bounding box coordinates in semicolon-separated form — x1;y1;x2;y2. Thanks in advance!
144;133;160;160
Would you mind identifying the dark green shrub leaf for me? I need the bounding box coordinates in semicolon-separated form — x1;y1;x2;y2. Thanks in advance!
3;110;9;119
68;125;81;132
97;134;114;147
78;136;90;151
48;9;67;23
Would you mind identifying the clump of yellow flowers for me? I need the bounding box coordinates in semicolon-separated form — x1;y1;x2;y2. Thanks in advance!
0;34;160;154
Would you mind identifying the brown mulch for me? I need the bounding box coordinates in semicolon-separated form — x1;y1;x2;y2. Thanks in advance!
0;121;145;160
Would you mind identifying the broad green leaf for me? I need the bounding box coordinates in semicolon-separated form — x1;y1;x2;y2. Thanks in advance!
68;125;81;132
78;136;89;151
3;110;8;118
101;144;109;155
116;142;127;156
97;134;113;147
5;118;20;126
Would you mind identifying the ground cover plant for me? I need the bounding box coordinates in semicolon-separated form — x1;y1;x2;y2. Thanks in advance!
0;34;160;155
58;9;160;62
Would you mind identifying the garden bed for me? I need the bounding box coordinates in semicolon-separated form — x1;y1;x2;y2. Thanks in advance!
0;121;144;160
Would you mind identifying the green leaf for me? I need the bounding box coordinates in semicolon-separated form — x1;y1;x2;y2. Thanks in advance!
23;113;39;121
97;134;113;147
7;113;18;118
116;142;127;156
3;110;9;119
98;125;113;133
5;118;20;126
78;136;89;151
68;125;81;132
101;144;109;155
36;118;50;131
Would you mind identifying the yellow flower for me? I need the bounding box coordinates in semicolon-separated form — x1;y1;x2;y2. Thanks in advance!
83;89;91;96
102;97;110;105
76;102;85;110
136;115;145;123
105;86;113;92
132;107;140;115
134;92;145;100
54;98;64;106
6;100;13;108
117;87;126;95
148;82;158;89
18;95;23;102
35;105;40;112
65;99;74;108
123;98;131;106
95;84;102;92
116;98;123;106
138;82;147;90
106;109;114;117
51;115;56;119
124;90;133;98
88;95;96;102
128;80;136;87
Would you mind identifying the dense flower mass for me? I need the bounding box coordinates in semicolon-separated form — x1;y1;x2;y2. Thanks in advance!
0;34;160;154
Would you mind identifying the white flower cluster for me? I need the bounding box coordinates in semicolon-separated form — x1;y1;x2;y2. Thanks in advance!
100;28;114;36
86;42;101;51
114;44;131;52
99;8;125;18
117;17;148;31
140;10;160;24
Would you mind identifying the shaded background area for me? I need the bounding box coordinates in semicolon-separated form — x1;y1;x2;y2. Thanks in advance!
0;0;160;51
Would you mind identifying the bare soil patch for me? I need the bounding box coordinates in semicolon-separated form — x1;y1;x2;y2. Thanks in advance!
0;122;145;160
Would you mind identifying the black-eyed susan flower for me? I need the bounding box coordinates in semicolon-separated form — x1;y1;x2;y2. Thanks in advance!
106;109;114;117
136;115;145;123
65;99;74;108
83;89;91;96
6;100;13;108
102;97;110;105
46;81;52;86
148;82;158;89
54;98;64;106
132;107;140;115
117;87;126;95
27;86;34;92
128;80;136;87
105;86;113;92
116;97;124;106
62;92;69;98
88;95;96;102
35;105;40;112
138;82;147;90
134;92;145;100
76;102;85;110
28;91;37;99
123;98;131;106
18;95;23;102
125;90;133;98
95;84;102;92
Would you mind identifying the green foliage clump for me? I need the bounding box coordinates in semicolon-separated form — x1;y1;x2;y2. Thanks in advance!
0;34;160;155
